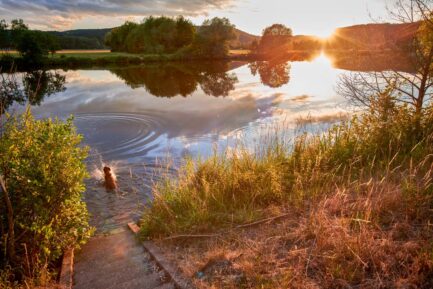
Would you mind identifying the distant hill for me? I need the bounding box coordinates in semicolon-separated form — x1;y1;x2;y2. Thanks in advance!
49;28;111;49
230;28;260;49
49;22;419;52
290;35;323;50
50;27;259;50
325;22;420;51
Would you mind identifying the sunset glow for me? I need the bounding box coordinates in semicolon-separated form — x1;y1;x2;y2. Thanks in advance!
1;0;389;36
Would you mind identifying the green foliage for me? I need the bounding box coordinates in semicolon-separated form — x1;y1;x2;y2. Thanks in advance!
0;18;62;65
257;24;293;55
56;35;106;49
16;30;46;63
16;30;61;65
105;21;139;52
106;16;195;54
191;17;236;58
10;19;28;48
0;19;9;50
105;16;234;58
0;111;93;285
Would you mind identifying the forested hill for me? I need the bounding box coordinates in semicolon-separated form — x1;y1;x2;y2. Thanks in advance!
231;28;260;49
49;27;259;50
49;22;419;51
325;22;420;51
49;28;111;49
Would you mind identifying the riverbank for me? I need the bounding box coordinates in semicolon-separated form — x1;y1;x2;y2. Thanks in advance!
0;49;415;73
139;106;433;288
0;50;258;71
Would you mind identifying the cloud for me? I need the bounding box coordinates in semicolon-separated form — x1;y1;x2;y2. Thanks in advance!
0;0;235;29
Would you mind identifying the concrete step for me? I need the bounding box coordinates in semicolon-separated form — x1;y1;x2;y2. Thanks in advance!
75;247;148;273
73;230;166;289
76;270;162;289
105;273;164;289
154;283;176;289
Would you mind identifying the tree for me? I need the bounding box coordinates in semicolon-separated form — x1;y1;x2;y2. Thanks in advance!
16;30;48;65
46;34;61;57
192;17;236;57
10;19;28;48
257;24;293;55
105;17;195;54
250;39;259;51
105;21;139;52
0;19;7;30
174;16;196;49
0;19;9;50
338;0;433;135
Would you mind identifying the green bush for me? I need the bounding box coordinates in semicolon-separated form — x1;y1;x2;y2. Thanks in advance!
0;110;93;285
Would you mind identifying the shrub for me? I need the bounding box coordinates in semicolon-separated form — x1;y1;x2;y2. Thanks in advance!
0;110;93;285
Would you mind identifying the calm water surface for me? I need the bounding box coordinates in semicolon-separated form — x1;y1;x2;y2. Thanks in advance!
5;51;410;232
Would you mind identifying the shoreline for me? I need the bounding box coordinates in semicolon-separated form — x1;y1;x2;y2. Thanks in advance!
0;49;397;71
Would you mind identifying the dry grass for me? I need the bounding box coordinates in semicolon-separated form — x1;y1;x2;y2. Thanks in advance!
156;174;433;288
229;49;251;55
141;100;433;287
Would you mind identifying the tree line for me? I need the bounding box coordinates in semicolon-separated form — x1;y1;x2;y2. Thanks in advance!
105;16;236;57
0;19;61;64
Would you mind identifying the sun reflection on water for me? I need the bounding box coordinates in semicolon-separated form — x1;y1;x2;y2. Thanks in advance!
313;51;335;67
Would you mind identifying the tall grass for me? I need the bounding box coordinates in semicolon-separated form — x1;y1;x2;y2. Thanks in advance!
141;138;290;237
140;97;433;287
141;100;433;237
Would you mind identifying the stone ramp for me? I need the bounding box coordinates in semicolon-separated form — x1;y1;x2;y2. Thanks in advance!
73;229;174;289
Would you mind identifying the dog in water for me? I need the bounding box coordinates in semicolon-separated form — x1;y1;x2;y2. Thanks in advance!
103;166;117;191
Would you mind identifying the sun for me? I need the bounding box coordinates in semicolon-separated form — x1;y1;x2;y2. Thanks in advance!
316;28;337;41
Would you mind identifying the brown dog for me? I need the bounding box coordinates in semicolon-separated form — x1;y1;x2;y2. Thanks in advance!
103;166;117;191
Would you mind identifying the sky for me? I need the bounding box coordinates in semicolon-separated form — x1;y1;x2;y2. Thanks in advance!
0;0;391;37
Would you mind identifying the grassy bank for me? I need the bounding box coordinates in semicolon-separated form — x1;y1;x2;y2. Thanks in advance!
140;101;433;287
0;50;254;70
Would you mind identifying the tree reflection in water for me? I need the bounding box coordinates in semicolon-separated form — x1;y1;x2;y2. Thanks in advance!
110;62;239;98
0;70;66;113
199;71;237;97
249;60;291;88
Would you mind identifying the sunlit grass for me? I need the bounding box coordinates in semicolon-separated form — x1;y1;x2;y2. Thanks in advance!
140;136;290;237
140;102;433;287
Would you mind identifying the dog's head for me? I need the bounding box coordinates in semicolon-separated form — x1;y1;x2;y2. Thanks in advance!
103;166;111;174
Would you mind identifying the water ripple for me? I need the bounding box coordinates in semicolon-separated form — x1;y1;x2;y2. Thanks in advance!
74;112;165;161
